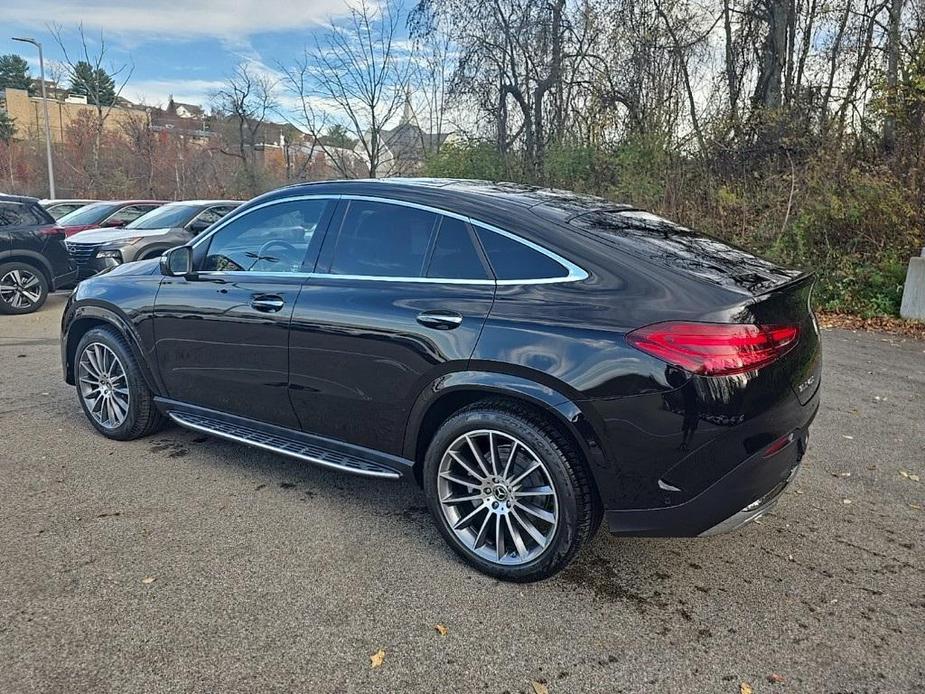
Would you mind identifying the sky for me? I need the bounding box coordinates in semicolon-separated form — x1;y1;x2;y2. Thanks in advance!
0;0;390;111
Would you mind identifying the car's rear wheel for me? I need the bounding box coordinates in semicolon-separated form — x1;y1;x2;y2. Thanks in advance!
0;262;48;315
423;401;598;582
75;327;165;440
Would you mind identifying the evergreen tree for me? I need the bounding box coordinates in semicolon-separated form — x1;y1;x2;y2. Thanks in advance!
69;61;116;106
0;111;16;142
0;54;33;93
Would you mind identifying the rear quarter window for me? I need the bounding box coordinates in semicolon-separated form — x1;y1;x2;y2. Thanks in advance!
475;227;569;281
0;202;37;227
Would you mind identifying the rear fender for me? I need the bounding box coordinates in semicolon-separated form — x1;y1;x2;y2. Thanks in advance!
404;370;610;492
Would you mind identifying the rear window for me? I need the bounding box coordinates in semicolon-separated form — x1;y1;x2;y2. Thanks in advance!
475;228;569;281
571;210;802;293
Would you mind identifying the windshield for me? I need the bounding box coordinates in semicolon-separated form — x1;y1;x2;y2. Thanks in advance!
57;202;120;226
126;204;200;230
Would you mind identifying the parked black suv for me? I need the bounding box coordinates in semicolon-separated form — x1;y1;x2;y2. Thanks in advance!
1;194;77;314
61;179;821;581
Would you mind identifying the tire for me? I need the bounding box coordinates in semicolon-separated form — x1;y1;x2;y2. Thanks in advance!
0;262;49;315
423;400;598;582
74;326;166;440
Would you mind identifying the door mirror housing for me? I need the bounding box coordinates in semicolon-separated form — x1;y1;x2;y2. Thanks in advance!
161;246;193;276
188;220;211;235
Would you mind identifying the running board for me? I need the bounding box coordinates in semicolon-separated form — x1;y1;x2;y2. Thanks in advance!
167;410;402;480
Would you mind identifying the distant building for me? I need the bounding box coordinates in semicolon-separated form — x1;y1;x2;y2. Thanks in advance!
167;97;205;120
0;87;149;143
356;95;454;177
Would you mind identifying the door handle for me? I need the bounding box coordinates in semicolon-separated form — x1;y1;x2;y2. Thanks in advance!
251;296;285;312
416;310;463;330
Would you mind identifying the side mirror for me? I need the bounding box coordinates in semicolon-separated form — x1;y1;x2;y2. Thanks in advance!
188;220;210;234
102;219;125;228
161;246;192;276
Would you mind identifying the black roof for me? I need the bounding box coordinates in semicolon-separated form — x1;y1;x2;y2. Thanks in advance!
271;178;633;224
0;193;40;205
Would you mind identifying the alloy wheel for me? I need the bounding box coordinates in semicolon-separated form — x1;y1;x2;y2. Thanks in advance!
437;429;559;566
0;269;42;310
78;342;130;429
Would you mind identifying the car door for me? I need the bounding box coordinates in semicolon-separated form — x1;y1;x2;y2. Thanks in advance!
152;197;334;429
289;197;496;456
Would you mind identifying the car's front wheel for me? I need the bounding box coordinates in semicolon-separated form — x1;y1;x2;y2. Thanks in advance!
75;327;165;440
0;262;48;315
423;401;598;582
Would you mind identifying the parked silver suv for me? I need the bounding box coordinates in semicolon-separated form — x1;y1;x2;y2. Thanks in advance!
66;200;240;278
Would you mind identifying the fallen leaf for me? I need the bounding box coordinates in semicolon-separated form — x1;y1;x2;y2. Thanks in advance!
842;499;852;505
141;576;156;584
842;435;853;440
434;624;448;637
740;683;753;694
370;649;385;669
900;470;909;478
531;681;549;694
767;673;785;684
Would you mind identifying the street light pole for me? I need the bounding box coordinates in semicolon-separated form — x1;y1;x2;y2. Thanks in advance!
12;37;56;199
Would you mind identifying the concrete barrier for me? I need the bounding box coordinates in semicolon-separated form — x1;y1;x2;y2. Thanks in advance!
900;247;925;321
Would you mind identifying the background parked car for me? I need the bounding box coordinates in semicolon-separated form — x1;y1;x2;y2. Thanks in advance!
39;199;97;220
0;194;77;314
54;200;167;238
67;200;241;278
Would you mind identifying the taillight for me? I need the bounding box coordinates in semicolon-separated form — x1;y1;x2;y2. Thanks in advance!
625;322;800;376
34;225;66;240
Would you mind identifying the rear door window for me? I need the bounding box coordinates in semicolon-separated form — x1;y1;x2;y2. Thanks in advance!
329;200;438;278
425;216;490;280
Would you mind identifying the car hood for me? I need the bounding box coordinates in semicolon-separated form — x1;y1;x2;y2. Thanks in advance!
94;257;163;278
68;227;176;244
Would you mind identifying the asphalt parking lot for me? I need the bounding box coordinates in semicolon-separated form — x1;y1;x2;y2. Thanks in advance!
1;294;923;694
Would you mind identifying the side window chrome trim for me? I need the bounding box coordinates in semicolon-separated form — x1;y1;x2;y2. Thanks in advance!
190;191;588;285
337;195;587;283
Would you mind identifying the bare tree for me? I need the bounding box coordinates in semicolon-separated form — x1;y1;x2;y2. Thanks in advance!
212;62;278;195
50;24;134;196
283;0;409;179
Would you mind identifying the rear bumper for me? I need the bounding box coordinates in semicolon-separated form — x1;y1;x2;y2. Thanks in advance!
604;405;815;537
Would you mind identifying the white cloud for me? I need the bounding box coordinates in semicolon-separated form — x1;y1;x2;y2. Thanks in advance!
122;78;226;108
1;0;355;40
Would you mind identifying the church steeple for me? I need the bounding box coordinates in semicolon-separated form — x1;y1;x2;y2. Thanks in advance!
399;88;416;126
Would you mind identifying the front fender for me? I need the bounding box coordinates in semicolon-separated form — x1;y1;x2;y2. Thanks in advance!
403;370;611;491
61;300;164;395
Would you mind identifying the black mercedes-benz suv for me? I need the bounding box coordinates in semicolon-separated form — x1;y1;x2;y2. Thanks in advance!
1;194;77;314
61;179;821;581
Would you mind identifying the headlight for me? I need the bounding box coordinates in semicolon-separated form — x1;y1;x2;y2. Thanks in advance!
96;250;123;261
